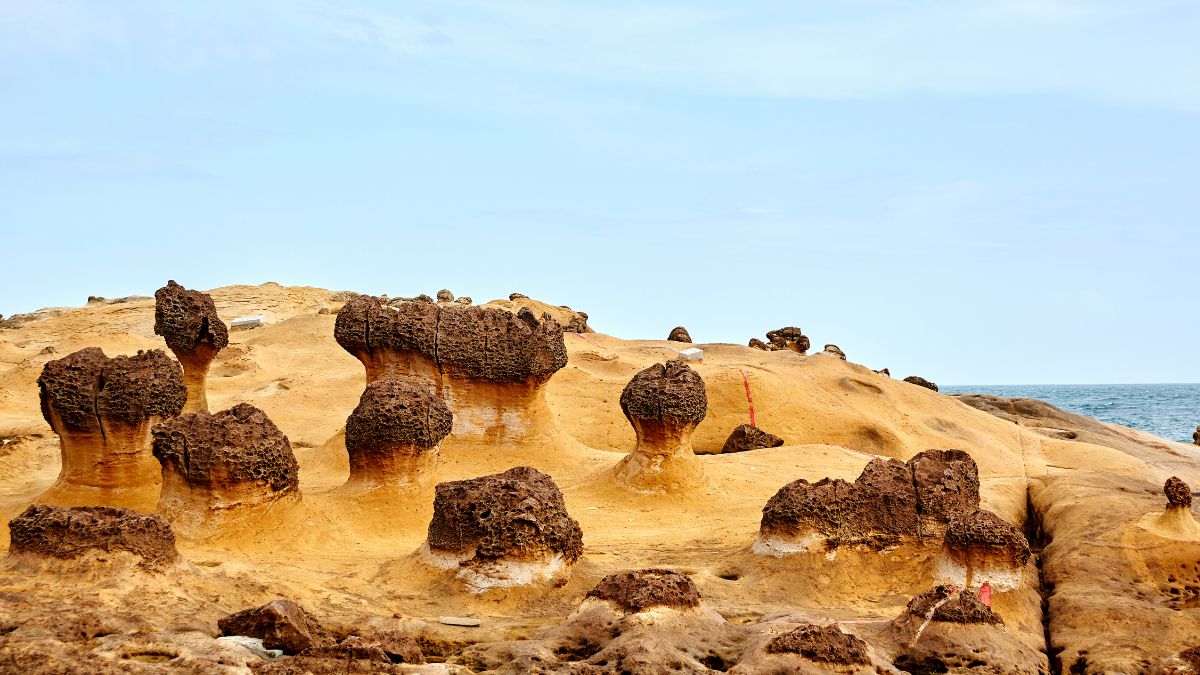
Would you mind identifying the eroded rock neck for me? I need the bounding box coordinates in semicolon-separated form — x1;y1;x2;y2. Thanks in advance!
613;419;705;493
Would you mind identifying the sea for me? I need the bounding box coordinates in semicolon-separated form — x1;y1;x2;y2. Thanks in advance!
940;383;1200;445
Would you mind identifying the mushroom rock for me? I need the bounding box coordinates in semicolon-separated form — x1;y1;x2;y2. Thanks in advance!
721;423;784;454
37;347;186;509
334;295;567;443
420;466;583;591
7;504;181;571
154;280;229;413
613;360;708;493
586;569;703;613
508;292;528;300
151;403;300;534
903;376;939;392
218;599;334;655
343;377;452;491
908;449;980;529
1146;476;1200;540
766;327;810;354
936;509;1031;592
765;624;873;667
667;326;693;343
436;289;454;303
822;344;847;360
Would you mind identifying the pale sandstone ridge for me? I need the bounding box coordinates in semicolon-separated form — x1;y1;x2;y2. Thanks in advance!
151;403;300;536
343;376;452;491
421;466;583;591
36;347;185;510
7;503;180;570
154;280;229;413
613;360;708;493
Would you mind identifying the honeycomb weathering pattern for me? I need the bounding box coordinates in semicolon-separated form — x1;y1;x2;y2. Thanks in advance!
585;568;702;612
38;347;186;431
7;504;180;568
1165;476;1192;508
944;509;1033;565
153;280;229;354
333;295;567;384
151;402;299;494
904;586;1004;625
765;623;872;665
619;360;708;426
345;377;453;452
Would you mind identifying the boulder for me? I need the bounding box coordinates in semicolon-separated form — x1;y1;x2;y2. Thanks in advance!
7;504;180;570
154;280;229;412
721;424;784;454
667;326;693;343
903;376;939;392
218;599;333;655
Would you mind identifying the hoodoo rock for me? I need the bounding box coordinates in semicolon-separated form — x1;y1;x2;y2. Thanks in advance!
154;280;229;412
334;295;567;442
218;599;333;655
586;568;703;613
766;327;810;354
937;509;1031;591
1149;476;1200;539
667;326;693;343
343;377;452;490
37;347;186;509
436;289;454;303
613;360;708;493
903;375;939;392
151;403;300;533
421;466;583;591
7;504;180;570
1166;476;1192;508
721;423;784;454
822;344;847;360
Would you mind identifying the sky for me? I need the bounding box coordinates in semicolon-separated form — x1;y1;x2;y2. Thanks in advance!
1;1;1197;385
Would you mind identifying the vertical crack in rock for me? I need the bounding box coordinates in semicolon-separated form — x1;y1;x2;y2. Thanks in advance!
1027;483;1060;674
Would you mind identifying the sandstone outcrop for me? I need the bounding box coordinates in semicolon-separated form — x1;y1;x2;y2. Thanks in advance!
937;509;1031;591
1166;476;1192;508
613;360;708;493
421;466;583;591
766;327;810;353
218;599;333;655
586;568;702;613
900;585;1003;625
436;289;454;302
667;326;692;343
822;344;847;360
721;423;784;454
903;375;939;392
748;338;770;350
154;280;229;412
37;347;186;508
151;403;300;533
7;504;180;570
343;377;452;490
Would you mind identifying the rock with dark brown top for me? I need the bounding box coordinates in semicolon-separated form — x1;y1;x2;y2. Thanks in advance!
37;348;185;508
509;292;528;300
903;375;939;392
7;504;180;569
343;377;452;488
218;599;333;655
1165;477;1192;508
667;326;692;343
613;361;708;493
944;510;1032;563
822;344;846;360
909;449;980;524
585;569;702;613
721;424;784;454
334;295;440;382
1193;426;1199;445
765;327;810;354
874;367;891;377
766;624;871;665
904;586;1004;625
423;466;583;589
938;509;1031;591
154;281;229;412
151;403;299;524
436;289;454;302
748;338;770;351
435;305;567;383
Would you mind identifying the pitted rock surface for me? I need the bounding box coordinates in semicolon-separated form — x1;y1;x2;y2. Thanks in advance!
8;504;179;568
944;510;1032;564
766;624;871;665
909;449;980;522
822;344;846;360
1165;476;1192;508
765;327;810;354
585;569;702;612
667;326;692;343
748;338;770;351
153;280;229;354
334;295;567;384
903;375;939;392
436;289;454;302
619;361;707;426
427;466;583;563
218;599;333;654
345;377;452;453
875;367;891;377
906;586;1004;624
721;424;784;454
151;403;299;493
38;347;186;431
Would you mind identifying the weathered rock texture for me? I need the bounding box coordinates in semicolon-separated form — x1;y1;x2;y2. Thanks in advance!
586;569;703;613
766;624;871;665
7;504;180;569
422;466;583;591
334;295;567;442
822;344;847;360
218;599;333;655
757;450;980;553
667;326;692;343
721;424;784;454
343;377;452;490
1194;425;1200;445
613;360;708;493
765;327;810;354
938;509;1031;591
1166;476;1192;508
154;280;229;413
903;375;939;392
37;347;185;508
151;403;299;532
902;585;1003;625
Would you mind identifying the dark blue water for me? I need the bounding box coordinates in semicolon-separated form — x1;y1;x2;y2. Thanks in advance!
941;384;1200;444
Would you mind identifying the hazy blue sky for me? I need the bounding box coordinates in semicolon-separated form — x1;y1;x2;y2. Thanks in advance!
1;1;1197;384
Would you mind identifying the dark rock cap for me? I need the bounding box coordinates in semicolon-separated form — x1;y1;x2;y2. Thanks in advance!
153;280;229;354
218;599;333;655
765;327;809;354
8;504;179;568
436;289;454;302
619;361;708;426
667;326;692;343
766;624;871;665
585;569;702;613
748;338;770;351
906;586;1003;625
345;377;453;453
909;449;980;522
944;510;1032;565
874;368;891;377
823;344;846;360
427;466;583;563
721;424;784;454
1166;476;1192;508
904;375;939;392
151;403;299;493
38;347;186;432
